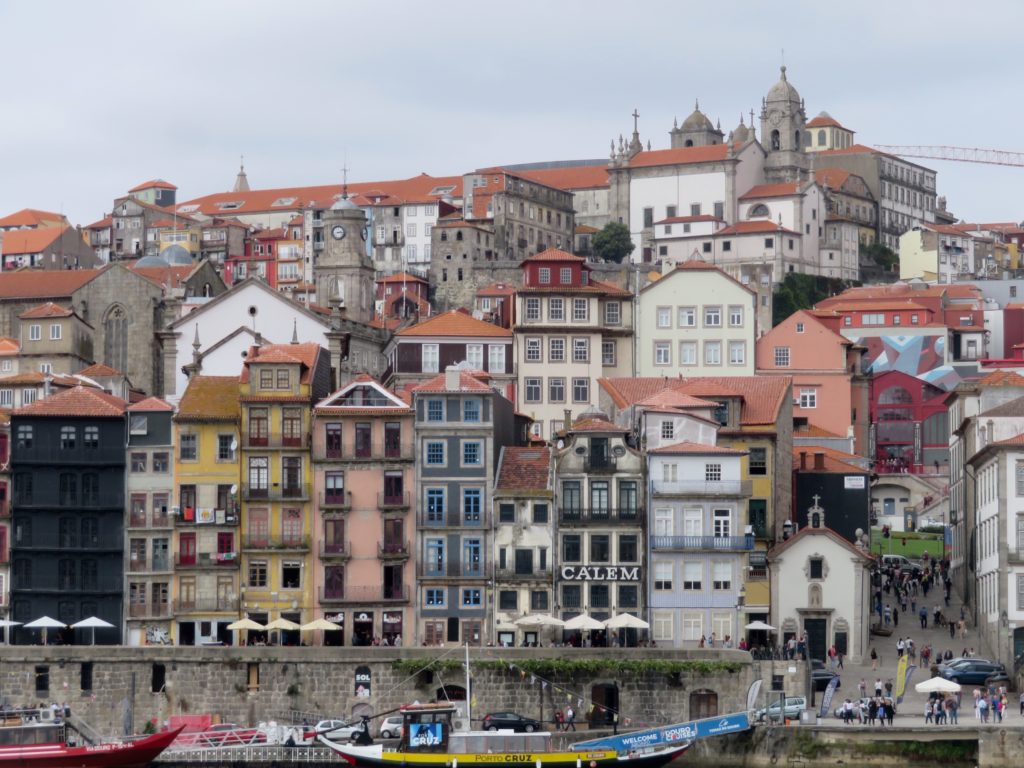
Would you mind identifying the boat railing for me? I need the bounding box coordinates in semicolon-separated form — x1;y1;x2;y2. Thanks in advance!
156;745;337;762
168;727;275;750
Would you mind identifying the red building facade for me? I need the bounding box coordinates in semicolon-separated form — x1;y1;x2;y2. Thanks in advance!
869;370;949;475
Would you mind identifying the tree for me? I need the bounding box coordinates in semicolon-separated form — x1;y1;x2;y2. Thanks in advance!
860;242;898;271
592;222;635;263
772;273;853;326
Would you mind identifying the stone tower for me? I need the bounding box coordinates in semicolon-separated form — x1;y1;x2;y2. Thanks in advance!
759;66;808;182
670;100;724;148
316;195;375;325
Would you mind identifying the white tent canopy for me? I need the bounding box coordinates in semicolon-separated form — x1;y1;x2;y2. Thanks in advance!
604;613;650;630
300;618;342;632
915;676;961;693
745;620;777;631
24;616;65;629
72;616;114;645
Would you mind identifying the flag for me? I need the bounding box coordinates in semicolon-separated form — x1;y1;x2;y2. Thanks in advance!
818;676;840;719
895;654;908;700
746;679;763;712
897;665;916;705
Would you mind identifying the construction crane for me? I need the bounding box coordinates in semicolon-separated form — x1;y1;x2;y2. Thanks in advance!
873;145;1024;168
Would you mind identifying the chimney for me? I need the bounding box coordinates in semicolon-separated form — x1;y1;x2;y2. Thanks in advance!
813;452;825;470
799;451;807;470
445;365;460;392
43;375;53;400
564;408;572;431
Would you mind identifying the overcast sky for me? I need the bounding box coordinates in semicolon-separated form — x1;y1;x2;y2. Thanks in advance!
1;1;1021;227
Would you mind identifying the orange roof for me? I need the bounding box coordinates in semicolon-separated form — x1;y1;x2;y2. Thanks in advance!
128;179;177;193
767;524;874;562
815;168;852;189
823;300;929;312
396;309;512;338
18;302;73;319
794;446;867;474
127;396;173;412
994;433;1024;447
655;214;722;225
378;271;428;285
176;375;240;422
642;259;755;297
575;224;600;234
0;209;66;229
976;370;1024;388
128;263;196;289
806;115;850;130
511;164;609;191
1;225;67;255
922;222;976;237
793;423;844;439
636;388;720;410
521;247;585;263
0;337;18;355
0;371;84;387
496;446;552;494
242;342;324;385
569;416;628;433
650;440;746;455
626;144;733;169
600;376;790;427
717;220;800;236
818;143;893;157
739;182;803;200
85;215;112;230
413;370;493;393
0;268;99;299
476;282;516;297
79;363;123;377
14;385;126;417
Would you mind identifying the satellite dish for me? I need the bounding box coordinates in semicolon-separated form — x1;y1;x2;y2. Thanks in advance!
230;484;238;495
230;438;238;452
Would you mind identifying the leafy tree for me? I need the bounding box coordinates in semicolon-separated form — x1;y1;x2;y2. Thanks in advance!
772;273;853;326
860;242;898;271
592;222;635;263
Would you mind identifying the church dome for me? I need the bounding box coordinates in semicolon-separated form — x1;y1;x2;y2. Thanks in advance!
135;253;169;267
162;244;193;265
767;65;801;104
331;195;359;212
681;101;714;131
732;116;750;144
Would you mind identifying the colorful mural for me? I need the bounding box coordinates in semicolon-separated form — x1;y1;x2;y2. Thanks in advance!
857;334;961;391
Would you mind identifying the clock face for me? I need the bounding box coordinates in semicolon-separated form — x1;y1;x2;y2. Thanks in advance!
361;226;368;242
332;225;347;240
768;110;781;127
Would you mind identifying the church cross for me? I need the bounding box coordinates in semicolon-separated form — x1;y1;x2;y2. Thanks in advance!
812;494;821;508
632;108;640;133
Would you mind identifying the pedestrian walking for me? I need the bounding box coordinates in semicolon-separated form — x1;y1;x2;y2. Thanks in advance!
871;647;878;671
875;678;883;697
919;606;928;629
858;678;867;698
896;637;904;658
565;705;576;731
893;606;899;627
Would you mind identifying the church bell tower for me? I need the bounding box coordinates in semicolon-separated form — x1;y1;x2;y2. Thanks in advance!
316;194;375;325
760;66;809;182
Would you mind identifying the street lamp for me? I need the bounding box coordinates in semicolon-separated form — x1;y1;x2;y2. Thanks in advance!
736;584;746;644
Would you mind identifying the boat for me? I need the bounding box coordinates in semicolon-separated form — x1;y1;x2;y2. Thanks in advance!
319;702;690;768
0;706;183;768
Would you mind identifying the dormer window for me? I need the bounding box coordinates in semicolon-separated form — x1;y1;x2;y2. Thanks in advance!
276;369;290;389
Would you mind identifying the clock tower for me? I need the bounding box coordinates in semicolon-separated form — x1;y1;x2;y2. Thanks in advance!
760;66;809;182
316;195;374;325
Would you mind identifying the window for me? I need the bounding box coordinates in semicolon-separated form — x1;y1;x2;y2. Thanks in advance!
560;267;572;284
604;302;621;325
425;588;446;607
427;399;444;422
179;434;197;461
562;534;581;562
524;377;542;403
461;588;482;607
590;534;610;562
130;452;147;472
152;452;169;473
28;325;40;341
679;342;697;365
656;307;672;328
422;344;439;373
548;337;565;362
425;441;445;465
705;463;722;482
463;399;481;422
276;368;290;389
764;237;774;249
661;421;674;440
525;298;541;321
548;377;565;402
217;434;235;461
773;347;790;367
654;561;673;591
425;538;445;573
60;426;75;450
713;508;731;537
533;503;548;524
712;561;732;590
654;611;674;641
0;389;9;407
526;337;542;362
463;488;482;522
531;591;549;611
499;503;516;524
728;306;743;326
538;268;551;284
248;560;267;588
602;340;616;366
911;314;919;325
654;342;671;365
572;338;589;362
466;344;483;369
704;341;721;365
499;590;517;611
426;489;445;522
678;307;696;327
488;344;506;372
548;298;564;321
568;297;588;323
728;341;745;365
799;388;817;409
749;447;767;475
796;322;805;333
619;534;638;562
643;207;654;228
703;306;722;327
462;441;482;465
572;377;589;403
809;557;824;580
463;538;482;575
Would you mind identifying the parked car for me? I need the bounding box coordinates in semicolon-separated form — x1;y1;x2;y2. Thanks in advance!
810;660;840;692
481;712;542;732
309;719;364;742
754;696;807;722
937;657;989;672
941;660;1006;686
378;716;404;739
881;555;923;574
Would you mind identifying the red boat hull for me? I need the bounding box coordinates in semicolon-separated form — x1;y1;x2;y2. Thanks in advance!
0;725;183;767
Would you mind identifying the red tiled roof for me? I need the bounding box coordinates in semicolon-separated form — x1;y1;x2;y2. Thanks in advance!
600;376;790;427
242;342;323;385
643;259;755;297
413;370;493;393
793;423;844;439
0;268;100;299
1;225;68;255
575;224;600;234
0;337;18;355
569;416;628;433
806;115;850;130
794;446;867;474
85;216;113;230
496;446;552;494
636;388;720;410
521;248;585;263
655;214;723;225
512;165;609;192
0;371;85;387
822;300;929;312
739;182;802;200
650;440;746;455
127;396;174;412
14;385;127;417
476;282;516;297
79;363;122;377
818;143;893;157
176;376;240;422
815;168;852;189
717;220;800;236
977;370;1024;388
128;179;177;193
626;144;733;169
994;433;1024;446
127;263;196;289
767;524;874;562
18;302;73;319
396;309;512;338
0;209;66;229
378;271;428;284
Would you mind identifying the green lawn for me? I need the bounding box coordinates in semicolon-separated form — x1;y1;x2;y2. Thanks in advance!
869;528;945;559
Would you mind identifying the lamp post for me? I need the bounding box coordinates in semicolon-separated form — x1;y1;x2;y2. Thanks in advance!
736;584;747;645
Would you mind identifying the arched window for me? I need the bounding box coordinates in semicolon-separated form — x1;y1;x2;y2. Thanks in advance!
456;230;463;241
684;140;694;147
103;305;128;376
202;282;212;297
794;131;800;148
818;129;826;146
879;386;913;405
749;204;770;218
770;130;780;150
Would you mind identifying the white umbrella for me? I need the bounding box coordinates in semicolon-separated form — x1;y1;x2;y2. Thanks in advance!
514;614;565;627
300;618;342;632
604;613;650;630
71;616;114;646
24;616;66;645
564;613;604;631
226;618;264;631
915;676;961;694
264;617;301;631
745;620;777;631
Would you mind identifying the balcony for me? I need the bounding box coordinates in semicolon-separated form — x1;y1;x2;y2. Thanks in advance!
174;551;240;568
319;585;409;604
650;479;751;497
241;483;310;501
241;536;310;552
557;508;640;524
319;491;352;510
377;540;410;559
242;432;308;449
378;491;410;510
651;535;754;551
319;540;351;560
418;511;490;528
128;603;171;619
174;506;239;526
585;456;618;473
418;559;484;579
495;566;553;581
173;597;239;613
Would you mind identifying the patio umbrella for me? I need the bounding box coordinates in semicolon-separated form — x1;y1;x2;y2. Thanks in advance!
226;618;264;631
604;613;650;630
744;620;777;631
300;618;342;632
564;613;604;631
915;676;960;694
264;617;302;631
514;614;565;627
71;616;114;646
24;616;66;645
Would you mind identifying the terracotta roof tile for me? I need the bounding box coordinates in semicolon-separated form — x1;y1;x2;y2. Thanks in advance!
627;144;733;169
396;310;512;338
642;259;755;297
496;446;552;494
412;370;493;393
806;115;850;130
176;375;239;422
378;271;428;284
511;165;609;191
0;337;19;355
994;433;1024;446
79;363;122;377
14;385;126;417
85;216;113;230
649;440;747;455
521;248;585;263
977;370;1024;388
0;209;66;229
1;225;68;255
794;446;868;474
476;282;516;297
793;423;844;438
127;396;174;412
767;524;874;562
717;220;800;236
636;389;720;409
18;302;73;319
815;168;852;189
0;268;100;299
739;182;803;200
0;371;83;387
128;179;177;193
569;416;628;433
